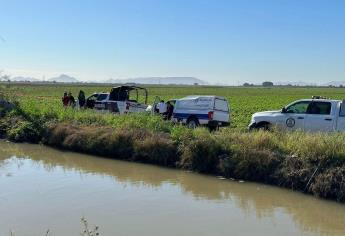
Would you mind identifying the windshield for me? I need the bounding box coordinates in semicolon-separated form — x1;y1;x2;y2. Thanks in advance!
87;94;98;101
97;94;108;101
285;101;311;113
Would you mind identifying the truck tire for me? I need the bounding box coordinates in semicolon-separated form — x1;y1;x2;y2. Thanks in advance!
187;117;199;129
255;122;271;131
208;124;219;132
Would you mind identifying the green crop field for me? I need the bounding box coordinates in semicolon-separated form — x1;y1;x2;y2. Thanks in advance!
2;82;345;129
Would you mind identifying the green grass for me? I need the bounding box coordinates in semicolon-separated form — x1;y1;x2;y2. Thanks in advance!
3;82;345;129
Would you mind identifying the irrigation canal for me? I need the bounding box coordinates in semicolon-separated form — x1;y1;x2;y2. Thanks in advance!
0;140;344;236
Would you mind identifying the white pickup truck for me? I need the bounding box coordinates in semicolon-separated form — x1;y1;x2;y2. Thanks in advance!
94;85;149;114
249;97;345;132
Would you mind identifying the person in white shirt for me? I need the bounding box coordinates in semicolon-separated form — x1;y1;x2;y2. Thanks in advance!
158;100;167;114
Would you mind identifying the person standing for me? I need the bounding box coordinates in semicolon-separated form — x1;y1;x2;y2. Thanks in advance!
166;101;174;120
68;92;76;107
78;90;86;108
158;100;167;115
62;92;70;107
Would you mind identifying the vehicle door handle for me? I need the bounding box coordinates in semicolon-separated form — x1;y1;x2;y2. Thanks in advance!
297;117;304;119
325;118;332;121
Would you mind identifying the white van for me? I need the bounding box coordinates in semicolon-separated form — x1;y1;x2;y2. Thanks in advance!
172;96;230;129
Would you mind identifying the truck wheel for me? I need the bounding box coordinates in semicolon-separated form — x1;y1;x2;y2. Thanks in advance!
208;124;219;132
187;117;199;129
256;122;271;131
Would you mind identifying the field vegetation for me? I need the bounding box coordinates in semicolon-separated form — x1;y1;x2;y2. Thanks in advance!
4;82;345;129
1;82;345;202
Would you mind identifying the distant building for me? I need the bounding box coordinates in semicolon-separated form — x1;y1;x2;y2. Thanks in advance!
262;81;274;87
243;82;254;87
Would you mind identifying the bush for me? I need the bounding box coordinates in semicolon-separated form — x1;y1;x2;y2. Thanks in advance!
217;129;284;152
221;149;282;183
311;166;345;202
62;129;90;152
277;155;316;191
180;130;225;173
45;122;79;147
88;129;135;159
46;123;134;158
133;132;178;166
45;123;178;165
7;119;44;143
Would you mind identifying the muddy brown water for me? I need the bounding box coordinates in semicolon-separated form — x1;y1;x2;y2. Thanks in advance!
0;141;345;236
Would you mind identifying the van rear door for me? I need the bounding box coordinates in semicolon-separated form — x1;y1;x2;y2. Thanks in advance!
213;98;230;124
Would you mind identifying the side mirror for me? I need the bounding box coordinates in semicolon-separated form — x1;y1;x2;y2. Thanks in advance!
281;107;287;113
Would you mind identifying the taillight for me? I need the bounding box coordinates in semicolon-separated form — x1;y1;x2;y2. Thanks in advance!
208;111;214;120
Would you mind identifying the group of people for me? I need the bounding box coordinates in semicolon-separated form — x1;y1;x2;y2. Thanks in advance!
62;90;86;108
156;100;174;120
62;91;174;119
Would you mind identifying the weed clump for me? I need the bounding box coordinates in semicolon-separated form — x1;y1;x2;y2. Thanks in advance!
45;123;179;166
0;113;45;143
7;120;44;143
179;129;225;173
221;149;282;183
45;122;79;147
133;132;177;166
311;166;345;202
88;129;135;159
46;123;134;158
276;155;317;190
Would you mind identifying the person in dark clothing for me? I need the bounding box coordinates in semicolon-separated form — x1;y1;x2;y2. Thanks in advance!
154;103;159;113
78;90;86;108
68;92;76;107
166;101;174;120
62;92;69;107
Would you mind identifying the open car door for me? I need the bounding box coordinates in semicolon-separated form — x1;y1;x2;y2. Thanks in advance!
152;96;161;115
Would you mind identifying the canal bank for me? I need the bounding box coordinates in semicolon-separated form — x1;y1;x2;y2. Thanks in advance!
1;141;345;236
0;102;345;203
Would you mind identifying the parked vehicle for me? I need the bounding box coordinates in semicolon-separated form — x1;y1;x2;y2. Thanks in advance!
249;96;345;132
85;92;109;109
172;95;230;129
94;85;149;114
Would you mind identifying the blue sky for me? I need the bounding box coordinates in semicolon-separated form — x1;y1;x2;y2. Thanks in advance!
1;0;345;84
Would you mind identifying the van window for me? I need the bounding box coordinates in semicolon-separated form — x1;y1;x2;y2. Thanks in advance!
214;99;229;112
340;101;345;117
307;102;331;115
176;98;212;110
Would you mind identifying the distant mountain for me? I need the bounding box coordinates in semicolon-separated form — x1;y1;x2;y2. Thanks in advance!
10;76;40;82
48;74;79;83
0;76;40;82
104;77;207;85
323;81;345;87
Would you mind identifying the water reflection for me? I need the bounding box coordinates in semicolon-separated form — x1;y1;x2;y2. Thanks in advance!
0;141;344;236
